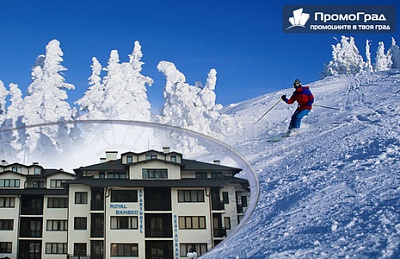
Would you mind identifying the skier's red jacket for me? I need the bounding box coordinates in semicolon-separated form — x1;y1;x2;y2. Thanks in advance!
283;86;314;111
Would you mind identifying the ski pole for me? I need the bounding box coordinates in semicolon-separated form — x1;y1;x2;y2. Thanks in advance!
314;104;341;111
255;99;281;123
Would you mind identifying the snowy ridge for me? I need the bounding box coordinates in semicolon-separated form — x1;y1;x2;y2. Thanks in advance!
203;71;400;258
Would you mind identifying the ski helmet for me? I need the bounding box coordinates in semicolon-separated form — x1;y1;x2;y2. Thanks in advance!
293;79;302;88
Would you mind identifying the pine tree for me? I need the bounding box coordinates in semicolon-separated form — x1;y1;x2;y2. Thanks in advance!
388;37;400;69
158;61;202;130
365;40;373;72
102;47;151;120
4;83;25;155
322;36;366;77
75;57;105;119
374;41;391;71
0;80;8;119
123;41;154;121
23;39;76;154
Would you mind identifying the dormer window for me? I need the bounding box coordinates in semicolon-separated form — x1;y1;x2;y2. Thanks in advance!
171;156;177;163
34;167;41;175
145;154;157;160
127;156;133;163
11;166;21;173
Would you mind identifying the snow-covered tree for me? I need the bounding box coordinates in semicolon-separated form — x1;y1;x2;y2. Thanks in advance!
0;80;8;119
322;36;366;77
75;57;105;119
99;41;153;121
23;39;76;154
387;37;400;69
374;41;392;71
158;61;236;137
364;40;373;72
157;61;205;131
4;83;25;155
122;41;154;121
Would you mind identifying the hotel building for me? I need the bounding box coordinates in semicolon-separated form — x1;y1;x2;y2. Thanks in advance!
0;148;250;259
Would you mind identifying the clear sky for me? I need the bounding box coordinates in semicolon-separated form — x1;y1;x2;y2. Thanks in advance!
0;0;398;112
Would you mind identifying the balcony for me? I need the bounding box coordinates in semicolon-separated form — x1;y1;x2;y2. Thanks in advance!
211;200;225;211
90;201;104;211
213;227;226;238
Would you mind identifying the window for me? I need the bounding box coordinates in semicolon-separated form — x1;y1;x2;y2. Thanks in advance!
110;243;138;257
0;179;20;187
127;156;133;163
75;192;88;204
145;214;172;237
50;179;67;188
11;166;21;173
74;217;87;230
99;171;105;179
91;214;104;237
33;167;41;175
111;190;137;202
74;243;87;257
222;192;229;204
20;218;41;237
224;217;231;229
211;172;223;178
195;172;207;178
0;219;13;230
0;197;15;207
178;190;205;202
180;244;207;257
142;169;168;179
48;198;68;208
145;154;157;160
32;181;44;188
47;220;67;231
0;242;12;253
144;188;171;211
170;156;177;162
46;243;67;254
108;172;127;179
178;216;206;229
241;196;248;207
111;216;138;229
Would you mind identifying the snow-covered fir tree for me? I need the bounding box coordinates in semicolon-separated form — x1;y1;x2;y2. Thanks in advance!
322;36;366;77
388;37;400;69
75;57;105;119
0;81;10;156
0;80;8;119
157;61;237;146
121;41;154;121
3;83;25;157
158;61;207;132
22;39;76;155
364;40;373;72
374;41;392;71
98;41;153;121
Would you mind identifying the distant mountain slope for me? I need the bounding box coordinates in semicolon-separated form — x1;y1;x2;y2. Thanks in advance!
204;71;400;258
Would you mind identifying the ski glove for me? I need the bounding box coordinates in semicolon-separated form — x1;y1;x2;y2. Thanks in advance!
281;95;287;101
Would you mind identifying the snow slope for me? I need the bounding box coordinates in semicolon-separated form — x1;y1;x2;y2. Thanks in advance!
204;71;400;258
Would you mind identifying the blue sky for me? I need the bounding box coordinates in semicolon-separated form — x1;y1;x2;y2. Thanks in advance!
0;0;398;112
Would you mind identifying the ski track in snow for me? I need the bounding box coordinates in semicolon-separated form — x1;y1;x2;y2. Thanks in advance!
204;71;400;258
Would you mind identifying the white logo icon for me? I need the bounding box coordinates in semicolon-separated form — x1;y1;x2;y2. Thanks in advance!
287;8;310;29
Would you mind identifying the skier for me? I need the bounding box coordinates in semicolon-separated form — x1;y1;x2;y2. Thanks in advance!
281;79;314;135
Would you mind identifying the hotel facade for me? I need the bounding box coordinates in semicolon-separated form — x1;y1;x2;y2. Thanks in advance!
0;148;250;259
